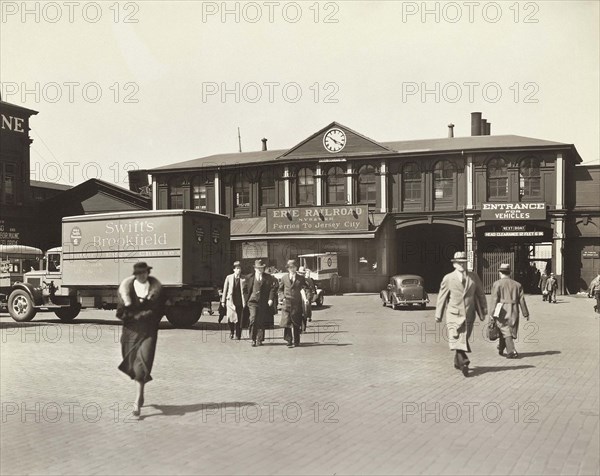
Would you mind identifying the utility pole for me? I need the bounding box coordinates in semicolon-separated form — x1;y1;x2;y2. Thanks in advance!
238;127;242;153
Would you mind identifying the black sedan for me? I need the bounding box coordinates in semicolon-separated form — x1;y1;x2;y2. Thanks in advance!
380;274;429;310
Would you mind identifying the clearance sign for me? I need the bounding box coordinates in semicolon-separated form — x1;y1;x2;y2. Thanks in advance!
267;205;369;233
481;202;546;221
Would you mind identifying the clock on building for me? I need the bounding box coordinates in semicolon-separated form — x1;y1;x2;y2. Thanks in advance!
323;128;347;153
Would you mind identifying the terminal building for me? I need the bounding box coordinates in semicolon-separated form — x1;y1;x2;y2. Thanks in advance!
135;114;598;294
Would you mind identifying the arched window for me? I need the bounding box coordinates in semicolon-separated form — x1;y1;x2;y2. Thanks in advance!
192;176;208;210
433;160;455;200
487;158;508;200
234;172;250;214
357;164;377;205
169;177;185;209
519;158;541;200
296;167;315;205
259;169;276;208
326;166;346;205
402;163;421;204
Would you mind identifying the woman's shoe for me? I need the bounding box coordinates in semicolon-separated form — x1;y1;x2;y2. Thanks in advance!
506;352;519;359
461;364;469;377
132;403;141;417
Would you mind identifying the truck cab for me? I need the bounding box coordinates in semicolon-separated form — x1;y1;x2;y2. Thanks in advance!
298;252;341;294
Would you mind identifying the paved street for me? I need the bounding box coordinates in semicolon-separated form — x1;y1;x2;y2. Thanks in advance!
1;293;598;475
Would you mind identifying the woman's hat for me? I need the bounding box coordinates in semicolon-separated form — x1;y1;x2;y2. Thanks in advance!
233;261;241;268
286;259;298;269
297;266;306;275
451;251;468;263
499;263;511;273
254;259;266;269
133;262;152;275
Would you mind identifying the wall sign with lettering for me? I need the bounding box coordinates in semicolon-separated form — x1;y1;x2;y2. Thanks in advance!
481;202;547;221
267;205;369;233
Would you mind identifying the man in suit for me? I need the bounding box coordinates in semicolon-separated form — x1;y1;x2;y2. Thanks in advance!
220;261;247;340
545;272;558;303
244;259;277;347
279;260;307;348
539;271;549;301
435;251;488;377
588;272;600;314
490;263;530;359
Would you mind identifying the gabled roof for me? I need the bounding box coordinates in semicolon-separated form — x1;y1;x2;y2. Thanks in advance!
279;121;394;159
30;180;72;191
148;126;582;174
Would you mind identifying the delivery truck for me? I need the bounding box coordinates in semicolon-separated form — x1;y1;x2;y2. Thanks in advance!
5;209;230;328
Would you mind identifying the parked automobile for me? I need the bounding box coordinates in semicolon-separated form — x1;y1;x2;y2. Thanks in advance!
381;274;429;309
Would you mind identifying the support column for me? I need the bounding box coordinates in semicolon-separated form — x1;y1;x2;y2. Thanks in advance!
466;154;474;210
554;214;565;294
316;164;323;206
346;162;353;204
380;160;387;212
214;171;221;214
556;153;565;210
284;166;290;207
151;176;157;210
465;211;476;272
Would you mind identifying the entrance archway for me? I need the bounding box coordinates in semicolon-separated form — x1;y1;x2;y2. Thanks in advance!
395;221;465;293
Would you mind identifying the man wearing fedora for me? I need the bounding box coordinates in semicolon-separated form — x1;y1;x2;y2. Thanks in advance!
435;251;488;377
279;260;307;348
221;261;248;340
490;263;530;359
545;272;558;304
244;259;277;347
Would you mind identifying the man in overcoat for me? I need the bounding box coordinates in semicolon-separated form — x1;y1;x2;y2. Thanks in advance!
244;259;276;347
435;251;488;377
220;261;247;340
539;271;549;301
545;272;558;303
279;260;307;348
490;263;530;359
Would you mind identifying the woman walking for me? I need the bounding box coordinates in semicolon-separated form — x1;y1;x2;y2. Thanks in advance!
116;262;164;417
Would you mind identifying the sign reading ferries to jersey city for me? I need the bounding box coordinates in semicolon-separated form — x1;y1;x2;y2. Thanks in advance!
267;205;369;233
481;202;547;221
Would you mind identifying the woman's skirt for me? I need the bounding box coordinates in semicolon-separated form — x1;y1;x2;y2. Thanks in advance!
119;321;158;383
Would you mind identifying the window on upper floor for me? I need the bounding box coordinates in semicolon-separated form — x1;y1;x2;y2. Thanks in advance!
519;158;542;200
326;166;346;205
433;160;455;201
1;163;17;204
259;169;276;208
234;172;250;212
296;167;315;205
192;176;208;210
169;177;185;209
357;164;377;206
402;163;422;204
487;157;508;200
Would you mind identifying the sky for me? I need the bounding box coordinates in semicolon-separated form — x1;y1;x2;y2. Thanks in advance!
1;0;599;187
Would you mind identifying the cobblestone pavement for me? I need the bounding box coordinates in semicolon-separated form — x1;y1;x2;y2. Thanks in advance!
1;293;598;475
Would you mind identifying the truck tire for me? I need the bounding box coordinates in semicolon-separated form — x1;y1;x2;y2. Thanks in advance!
54;303;82;322
8;289;37;322
165;305;201;328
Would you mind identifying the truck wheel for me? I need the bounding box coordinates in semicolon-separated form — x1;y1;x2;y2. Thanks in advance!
54;304;82;322
165;305;201;328
8;290;37;322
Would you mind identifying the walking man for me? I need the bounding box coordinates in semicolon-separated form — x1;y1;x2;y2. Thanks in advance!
279;260;307;348
539;271;549;301
435;251;488;377
490;263;530;359
588;272;600;314
545;272;558;303
221;261;247;340
244;259;276;347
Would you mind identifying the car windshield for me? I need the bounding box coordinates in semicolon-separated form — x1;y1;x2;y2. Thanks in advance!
402;279;420;286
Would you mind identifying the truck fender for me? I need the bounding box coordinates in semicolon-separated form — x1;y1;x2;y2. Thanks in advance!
10;282;44;306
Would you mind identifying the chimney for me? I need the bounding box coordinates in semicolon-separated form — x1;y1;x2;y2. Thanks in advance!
480;118;487;136
447;123;455;138
471;112;482;136
486;122;491;135
261;138;268;151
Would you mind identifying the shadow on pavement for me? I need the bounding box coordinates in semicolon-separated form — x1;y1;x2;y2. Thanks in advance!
140;401;257;420
469;365;535;377
515;350;561;358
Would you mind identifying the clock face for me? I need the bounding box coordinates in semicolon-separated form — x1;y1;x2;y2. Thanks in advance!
323;128;347;153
